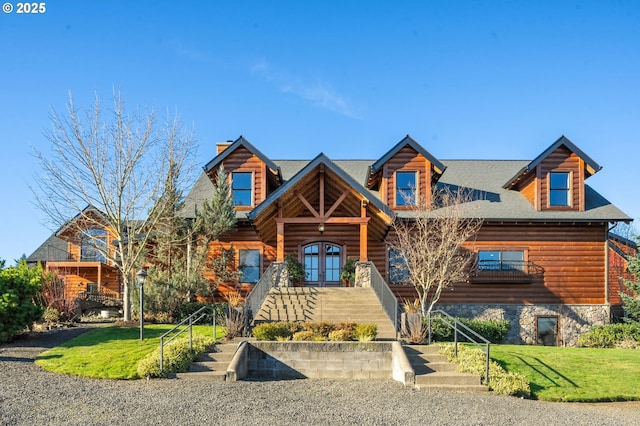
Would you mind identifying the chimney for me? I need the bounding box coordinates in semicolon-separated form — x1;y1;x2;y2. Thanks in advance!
216;140;233;155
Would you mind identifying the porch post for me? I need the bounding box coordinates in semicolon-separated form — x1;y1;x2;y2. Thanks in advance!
359;200;368;261
276;221;285;262
359;222;368;261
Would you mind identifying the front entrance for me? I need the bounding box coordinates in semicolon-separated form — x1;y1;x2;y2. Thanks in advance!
303;242;342;287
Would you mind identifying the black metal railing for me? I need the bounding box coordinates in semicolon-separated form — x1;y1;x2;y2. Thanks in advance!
159;304;218;373
469;260;544;283
367;262;399;338
244;262;280;334
77;290;120;304
427;310;491;385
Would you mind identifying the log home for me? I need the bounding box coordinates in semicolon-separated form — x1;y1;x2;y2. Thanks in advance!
181;135;630;346
28;134;633;345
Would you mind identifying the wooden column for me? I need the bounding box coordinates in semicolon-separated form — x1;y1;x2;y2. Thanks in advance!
276;222;285;262
359;200;368;261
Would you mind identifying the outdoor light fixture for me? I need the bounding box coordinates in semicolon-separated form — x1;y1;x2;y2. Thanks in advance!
318;223;325;234
136;268;147;340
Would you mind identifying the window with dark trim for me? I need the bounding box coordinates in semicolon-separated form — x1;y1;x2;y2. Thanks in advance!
232;172;253;207
549;172;570;207
388;249;409;284
537;316;559;346
239;249;260;283
478;250;525;271
81;228;107;262
396;171;416;207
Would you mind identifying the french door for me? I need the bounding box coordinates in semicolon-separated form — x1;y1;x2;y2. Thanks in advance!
303;242;342;287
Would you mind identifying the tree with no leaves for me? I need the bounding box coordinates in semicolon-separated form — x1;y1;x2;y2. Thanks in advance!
389;187;482;318
32;91;198;321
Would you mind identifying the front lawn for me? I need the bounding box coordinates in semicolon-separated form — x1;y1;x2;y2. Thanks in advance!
491;345;640;402
35;324;224;379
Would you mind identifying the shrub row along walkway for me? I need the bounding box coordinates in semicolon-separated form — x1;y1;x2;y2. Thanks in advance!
1;326;640;426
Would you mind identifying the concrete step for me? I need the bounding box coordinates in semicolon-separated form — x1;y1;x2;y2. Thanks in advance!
173;342;239;381
174;370;227;381
415;383;488;393
414;371;481;387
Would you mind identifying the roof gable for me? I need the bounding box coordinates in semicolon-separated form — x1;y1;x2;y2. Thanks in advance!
203;135;280;177
504;135;602;189
370;135;446;175
248;153;393;221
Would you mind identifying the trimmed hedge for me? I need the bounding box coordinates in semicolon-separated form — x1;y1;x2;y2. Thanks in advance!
577;323;640;348
252;321;376;341
137;334;214;378
428;316;511;344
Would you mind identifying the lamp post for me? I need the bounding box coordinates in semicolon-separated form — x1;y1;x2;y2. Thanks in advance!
136;268;147;340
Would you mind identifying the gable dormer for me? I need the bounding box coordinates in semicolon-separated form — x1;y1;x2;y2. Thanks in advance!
504;136;602;211
203;136;282;210
367;135;445;209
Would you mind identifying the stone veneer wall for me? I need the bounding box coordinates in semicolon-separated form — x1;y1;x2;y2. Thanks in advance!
435;304;611;347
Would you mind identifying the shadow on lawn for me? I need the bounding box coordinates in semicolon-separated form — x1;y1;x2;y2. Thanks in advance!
495;351;579;396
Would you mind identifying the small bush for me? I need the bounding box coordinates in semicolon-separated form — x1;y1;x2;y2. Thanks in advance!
354;323;377;342
577;323;640;348
253;322;300;341
302;321;335;338
439;344;530;397
427;316;511;344
292;330;315;341
328;329;353;341
137;334;213;379
43;307;61;324
335;322;357;333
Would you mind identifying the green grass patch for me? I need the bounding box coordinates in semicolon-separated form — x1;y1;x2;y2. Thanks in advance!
35;324;225;380
491;345;640;402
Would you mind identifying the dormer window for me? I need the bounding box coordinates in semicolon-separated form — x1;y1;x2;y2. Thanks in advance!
396;171;417;207
549;172;570;207
232;172;253;207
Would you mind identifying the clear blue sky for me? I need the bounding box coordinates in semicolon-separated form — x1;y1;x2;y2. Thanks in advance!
1;1;639;262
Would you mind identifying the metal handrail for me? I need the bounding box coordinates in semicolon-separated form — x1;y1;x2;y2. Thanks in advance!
244;262;279;335
427;309;491;385
159;304;218;373
367;262;399;338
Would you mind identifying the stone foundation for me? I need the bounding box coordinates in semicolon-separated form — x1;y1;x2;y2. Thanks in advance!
435;304;611;347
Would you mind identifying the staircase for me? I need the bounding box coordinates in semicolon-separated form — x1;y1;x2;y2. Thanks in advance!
174;342;238;381
253;287;397;339
403;344;487;392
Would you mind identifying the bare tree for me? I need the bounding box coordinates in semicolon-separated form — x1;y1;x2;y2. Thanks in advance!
389;187;482;317
32;91;197;321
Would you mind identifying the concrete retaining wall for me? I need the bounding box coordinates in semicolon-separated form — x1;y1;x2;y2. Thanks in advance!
227;341;414;385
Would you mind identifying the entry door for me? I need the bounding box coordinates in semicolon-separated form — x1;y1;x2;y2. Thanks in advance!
303;242;342;287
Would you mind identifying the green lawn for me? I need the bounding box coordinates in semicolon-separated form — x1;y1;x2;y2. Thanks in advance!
35;324;225;380
491;344;640;402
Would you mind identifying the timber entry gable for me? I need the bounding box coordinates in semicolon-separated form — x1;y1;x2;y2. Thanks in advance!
248;153;393;262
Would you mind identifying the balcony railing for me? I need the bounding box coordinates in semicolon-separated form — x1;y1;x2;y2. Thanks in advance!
469;260;544;284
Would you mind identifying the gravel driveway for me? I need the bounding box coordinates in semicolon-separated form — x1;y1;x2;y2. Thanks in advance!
1;326;639;426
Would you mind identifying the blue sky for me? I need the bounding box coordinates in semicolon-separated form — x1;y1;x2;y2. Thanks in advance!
1;0;639;262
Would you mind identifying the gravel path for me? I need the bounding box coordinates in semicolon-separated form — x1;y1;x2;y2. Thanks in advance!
1;326;639;426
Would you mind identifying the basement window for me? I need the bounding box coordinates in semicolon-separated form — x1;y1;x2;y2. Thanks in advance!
536;316;559;346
